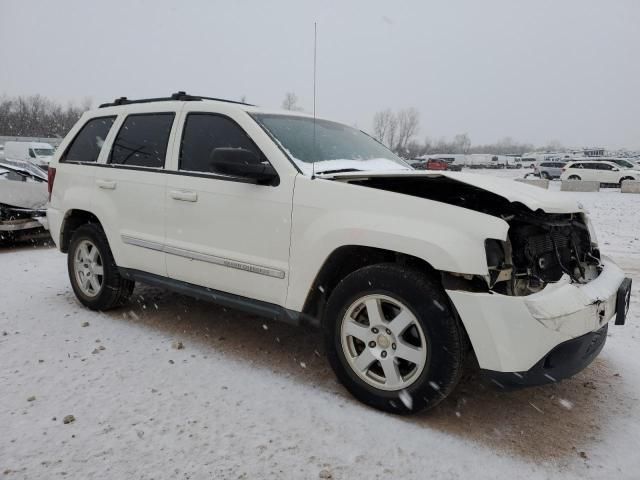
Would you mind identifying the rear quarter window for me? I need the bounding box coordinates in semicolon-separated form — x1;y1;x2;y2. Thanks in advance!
61;116;115;163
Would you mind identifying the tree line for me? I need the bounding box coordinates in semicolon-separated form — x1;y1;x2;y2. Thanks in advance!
372;107;563;158
0;95;91;138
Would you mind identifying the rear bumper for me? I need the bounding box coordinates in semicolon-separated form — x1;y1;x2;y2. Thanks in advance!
482;325;608;389
446;256;629;373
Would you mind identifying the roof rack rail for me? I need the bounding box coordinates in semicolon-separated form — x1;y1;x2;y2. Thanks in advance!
98;91;254;108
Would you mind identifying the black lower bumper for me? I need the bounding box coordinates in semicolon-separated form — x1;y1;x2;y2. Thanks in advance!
482;324;609;389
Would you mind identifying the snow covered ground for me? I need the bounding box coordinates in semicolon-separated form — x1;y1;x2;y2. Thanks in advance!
1;172;639;479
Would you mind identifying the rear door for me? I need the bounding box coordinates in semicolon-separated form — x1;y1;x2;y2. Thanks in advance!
92;104;179;276
163;107;295;306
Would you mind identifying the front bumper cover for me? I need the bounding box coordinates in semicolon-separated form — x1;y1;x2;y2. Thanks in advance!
446;255;629;373
482;324;608;389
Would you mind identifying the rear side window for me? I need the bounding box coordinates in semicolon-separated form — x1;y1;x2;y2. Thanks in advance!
110;113;174;168
61;116;115;163
179;113;262;173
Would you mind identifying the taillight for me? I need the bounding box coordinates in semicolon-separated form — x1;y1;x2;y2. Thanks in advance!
561;167;567;172
47;167;56;201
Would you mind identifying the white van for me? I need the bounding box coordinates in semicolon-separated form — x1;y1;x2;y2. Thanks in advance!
3;141;55;169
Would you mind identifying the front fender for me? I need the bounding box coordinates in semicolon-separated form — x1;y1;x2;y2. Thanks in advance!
285;176;509;311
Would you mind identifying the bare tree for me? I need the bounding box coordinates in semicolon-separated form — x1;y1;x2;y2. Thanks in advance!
371;108;400;149
282;92;302;111
453;133;471;154
372;109;393;143
394;108;420;154
0;94;90;137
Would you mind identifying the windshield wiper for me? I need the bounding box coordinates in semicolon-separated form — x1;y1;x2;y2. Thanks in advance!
314;168;363;175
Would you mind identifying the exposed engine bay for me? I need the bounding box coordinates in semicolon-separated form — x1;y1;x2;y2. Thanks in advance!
348;175;602;296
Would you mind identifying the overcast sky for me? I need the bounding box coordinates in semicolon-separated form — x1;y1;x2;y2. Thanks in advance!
1;0;639;149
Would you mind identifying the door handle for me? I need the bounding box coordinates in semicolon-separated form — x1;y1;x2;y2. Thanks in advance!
96;179;116;190
169;190;198;202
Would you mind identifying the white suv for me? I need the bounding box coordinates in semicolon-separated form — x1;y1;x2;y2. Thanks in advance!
560;160;640;185
47;92;631;413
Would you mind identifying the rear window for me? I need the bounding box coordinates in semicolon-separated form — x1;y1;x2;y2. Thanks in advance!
61;116;115;163
109;113;174;168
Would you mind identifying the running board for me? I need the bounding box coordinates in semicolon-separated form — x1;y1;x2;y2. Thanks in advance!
118;268;318;327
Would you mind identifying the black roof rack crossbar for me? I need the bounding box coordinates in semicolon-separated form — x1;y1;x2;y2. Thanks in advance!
99;91;254;108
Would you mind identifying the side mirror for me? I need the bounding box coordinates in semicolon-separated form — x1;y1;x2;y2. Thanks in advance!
612;167;619;171
209;148;278;185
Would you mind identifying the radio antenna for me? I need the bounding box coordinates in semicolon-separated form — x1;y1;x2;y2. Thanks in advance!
312;21;317;180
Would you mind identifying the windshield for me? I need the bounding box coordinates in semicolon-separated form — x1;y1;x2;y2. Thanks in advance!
611;159;634;168
252;113;409;174
33;148;54;157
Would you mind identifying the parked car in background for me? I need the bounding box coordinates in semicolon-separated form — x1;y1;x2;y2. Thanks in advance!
415;158;449;171
534;161;566;179
0;163;49;244
3;141;55;171
430;156;463;171
519;157;538;168
406;158;425;169
560;160;640;185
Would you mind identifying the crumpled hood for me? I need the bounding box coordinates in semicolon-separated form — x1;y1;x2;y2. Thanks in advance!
320;170;583;214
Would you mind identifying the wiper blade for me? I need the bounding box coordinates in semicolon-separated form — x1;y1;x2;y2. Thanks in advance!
315;168;362;175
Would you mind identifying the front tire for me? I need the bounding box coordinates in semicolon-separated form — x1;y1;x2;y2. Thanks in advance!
324;263;467;414
568;175;581;180
619;176;634;187
68;224;134;310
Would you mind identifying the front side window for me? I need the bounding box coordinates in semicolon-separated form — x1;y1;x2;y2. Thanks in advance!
179;113;263;173
251;113;408;175
110;113;174;168
62;116;115;163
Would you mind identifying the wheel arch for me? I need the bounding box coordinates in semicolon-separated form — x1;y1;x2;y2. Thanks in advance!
59;209;103;253
301;245;439;324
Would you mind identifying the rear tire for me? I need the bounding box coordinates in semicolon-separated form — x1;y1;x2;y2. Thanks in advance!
68;223;134;310
568;175;581;180
540;172;550;180
324;263;467;414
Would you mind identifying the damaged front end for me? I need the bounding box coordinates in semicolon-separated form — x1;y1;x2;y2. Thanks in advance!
485;211;601;296
345;173;604;297
335;172;631;378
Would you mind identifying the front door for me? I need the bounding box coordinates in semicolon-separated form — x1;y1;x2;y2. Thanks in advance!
164;111;294;306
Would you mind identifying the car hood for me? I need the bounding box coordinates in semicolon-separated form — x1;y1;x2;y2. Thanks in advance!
319;170;583;214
